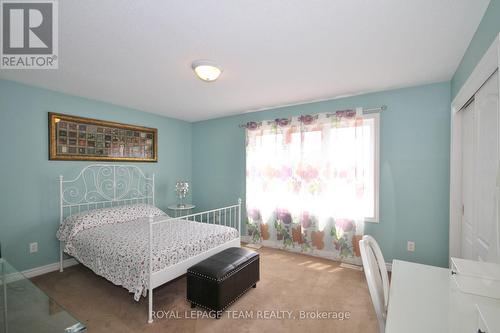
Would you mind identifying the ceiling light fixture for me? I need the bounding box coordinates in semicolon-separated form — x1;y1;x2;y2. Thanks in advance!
192;60;222;82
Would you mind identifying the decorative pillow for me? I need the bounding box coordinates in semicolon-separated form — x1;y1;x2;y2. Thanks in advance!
57;203;167;242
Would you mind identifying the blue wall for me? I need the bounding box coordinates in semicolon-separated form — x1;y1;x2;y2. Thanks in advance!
2;0;498;272
0;79;451;271
0;79;192;271
452;0;500;98
192;82;451;267
11;0;500;269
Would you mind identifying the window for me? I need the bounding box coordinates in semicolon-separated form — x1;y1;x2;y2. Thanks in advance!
294;114;379;222
359;114;379;222
245;111;380;261
246;111;380;232
325;114;380;222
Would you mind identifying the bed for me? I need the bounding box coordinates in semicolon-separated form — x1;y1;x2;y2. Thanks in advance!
57;164;241;323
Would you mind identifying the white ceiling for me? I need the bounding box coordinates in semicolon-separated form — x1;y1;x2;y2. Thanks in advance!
0;0;490;122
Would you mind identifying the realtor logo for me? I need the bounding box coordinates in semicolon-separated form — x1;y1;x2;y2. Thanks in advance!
1;0;58;69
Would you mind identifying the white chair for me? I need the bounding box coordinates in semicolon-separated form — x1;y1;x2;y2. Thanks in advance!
359;235;390;333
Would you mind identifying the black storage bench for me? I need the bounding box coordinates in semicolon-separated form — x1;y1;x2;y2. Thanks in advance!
186;247;260;317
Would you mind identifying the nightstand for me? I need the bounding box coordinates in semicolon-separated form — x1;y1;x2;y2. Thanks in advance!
167;204;195;218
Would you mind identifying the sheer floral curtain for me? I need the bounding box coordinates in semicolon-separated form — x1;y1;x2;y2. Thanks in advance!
245;108;369;263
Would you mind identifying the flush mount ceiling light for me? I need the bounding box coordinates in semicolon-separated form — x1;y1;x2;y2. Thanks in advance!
192;60;222;82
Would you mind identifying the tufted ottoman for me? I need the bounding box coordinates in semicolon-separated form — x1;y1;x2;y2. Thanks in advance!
186;247;260;318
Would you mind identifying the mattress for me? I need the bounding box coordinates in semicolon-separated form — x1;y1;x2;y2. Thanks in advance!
64;216;239;301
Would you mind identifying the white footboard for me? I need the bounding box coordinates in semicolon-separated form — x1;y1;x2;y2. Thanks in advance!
147;198;242;323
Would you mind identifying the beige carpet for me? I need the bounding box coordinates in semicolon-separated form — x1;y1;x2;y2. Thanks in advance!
31;246;378;333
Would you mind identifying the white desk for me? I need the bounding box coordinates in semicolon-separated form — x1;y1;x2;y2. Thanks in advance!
385;260;500;333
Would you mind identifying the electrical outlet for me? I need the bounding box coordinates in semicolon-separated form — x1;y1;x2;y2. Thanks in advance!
29;242;38;253
407;241;415;252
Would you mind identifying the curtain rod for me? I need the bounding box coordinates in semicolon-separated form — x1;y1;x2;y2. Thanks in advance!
238;105;387;128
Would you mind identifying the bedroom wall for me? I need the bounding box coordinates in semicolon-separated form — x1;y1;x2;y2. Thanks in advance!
0;79;192;271
192;82;451;267
451;0;500;99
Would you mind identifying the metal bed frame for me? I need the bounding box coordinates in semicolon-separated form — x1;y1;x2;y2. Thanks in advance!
58;164;241;323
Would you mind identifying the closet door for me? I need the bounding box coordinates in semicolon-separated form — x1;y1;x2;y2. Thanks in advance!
474;71;499;263
461;71;499;262
461;101;476;260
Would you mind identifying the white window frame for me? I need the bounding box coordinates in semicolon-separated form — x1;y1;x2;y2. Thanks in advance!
364;113;380;223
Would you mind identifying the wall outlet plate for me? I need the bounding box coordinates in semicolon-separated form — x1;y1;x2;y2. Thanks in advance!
407;241;415;252
29;242;38;253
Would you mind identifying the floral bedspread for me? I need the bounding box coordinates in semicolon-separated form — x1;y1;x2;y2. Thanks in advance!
64;216;239;300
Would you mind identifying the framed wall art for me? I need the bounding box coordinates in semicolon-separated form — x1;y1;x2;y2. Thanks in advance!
49;113;158;162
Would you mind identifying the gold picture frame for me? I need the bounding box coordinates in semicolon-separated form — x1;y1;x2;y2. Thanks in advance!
49;113;158;162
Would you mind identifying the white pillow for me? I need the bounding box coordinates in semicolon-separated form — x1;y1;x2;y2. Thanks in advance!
57;203;167;242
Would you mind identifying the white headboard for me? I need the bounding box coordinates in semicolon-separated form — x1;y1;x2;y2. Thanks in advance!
59;164;155;223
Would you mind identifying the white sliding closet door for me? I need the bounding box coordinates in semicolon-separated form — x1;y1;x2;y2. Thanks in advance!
461;101;475;260
460;71;499;262
475;71;499;263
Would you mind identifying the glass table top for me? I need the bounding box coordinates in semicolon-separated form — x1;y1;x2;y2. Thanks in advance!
0;258;85;333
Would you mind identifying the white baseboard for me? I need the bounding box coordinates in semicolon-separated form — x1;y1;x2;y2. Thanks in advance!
21;258;78;278
245;243;263;250
1;258;78;284
332;260;392;272
242;236;393;271
241;235;252;243
340;262;363;271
